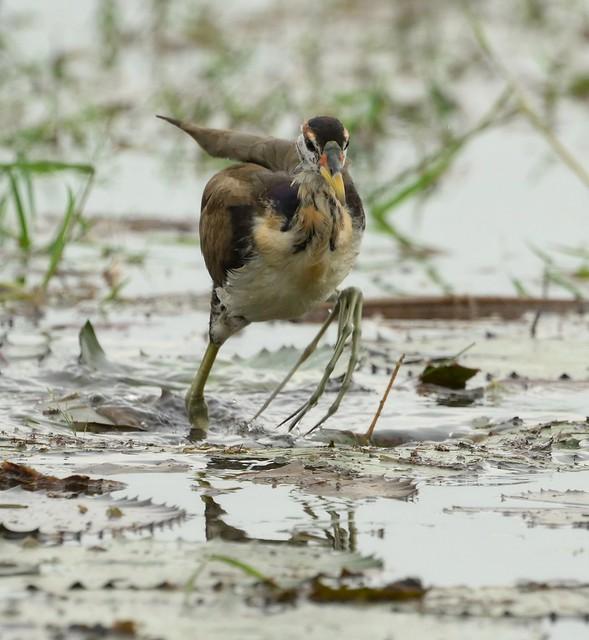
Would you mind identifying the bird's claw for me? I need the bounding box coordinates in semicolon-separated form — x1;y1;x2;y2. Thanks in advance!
255;287;363;434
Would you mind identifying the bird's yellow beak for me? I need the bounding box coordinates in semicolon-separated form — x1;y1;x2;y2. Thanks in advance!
320;141;346;204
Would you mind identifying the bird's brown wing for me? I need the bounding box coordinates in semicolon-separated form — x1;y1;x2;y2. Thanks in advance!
157;116;299;173
199;164;300;287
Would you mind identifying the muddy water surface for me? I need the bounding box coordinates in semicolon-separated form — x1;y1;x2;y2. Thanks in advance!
1;301;589;638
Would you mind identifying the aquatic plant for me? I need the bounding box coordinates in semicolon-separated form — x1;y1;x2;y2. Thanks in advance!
0;159;94;292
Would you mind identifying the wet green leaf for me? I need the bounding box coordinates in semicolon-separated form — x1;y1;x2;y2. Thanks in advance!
78;320;110;370
419;362;479;390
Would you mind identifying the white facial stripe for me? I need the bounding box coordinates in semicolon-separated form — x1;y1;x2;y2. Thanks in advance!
296;133;349;169
296;134;319;166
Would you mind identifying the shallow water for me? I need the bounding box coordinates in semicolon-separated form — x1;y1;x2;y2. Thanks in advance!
2;1;589;638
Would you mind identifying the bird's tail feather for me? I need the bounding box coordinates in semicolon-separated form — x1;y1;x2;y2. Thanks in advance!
156;114;298;173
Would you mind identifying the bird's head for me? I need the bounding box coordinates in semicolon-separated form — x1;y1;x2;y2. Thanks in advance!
296;116;349;204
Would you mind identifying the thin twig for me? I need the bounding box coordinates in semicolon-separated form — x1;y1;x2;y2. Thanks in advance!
451;341;476;361
365;353;405;442
462;2;589;191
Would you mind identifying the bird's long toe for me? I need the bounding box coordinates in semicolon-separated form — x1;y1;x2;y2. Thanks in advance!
279;287;362;433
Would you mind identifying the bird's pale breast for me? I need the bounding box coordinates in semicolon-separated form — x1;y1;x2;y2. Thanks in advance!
218;205;359;322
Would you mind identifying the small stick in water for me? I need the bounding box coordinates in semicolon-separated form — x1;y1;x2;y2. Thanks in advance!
365;353;405;443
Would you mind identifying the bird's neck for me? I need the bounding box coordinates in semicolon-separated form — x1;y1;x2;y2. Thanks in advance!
293;170;339;210
290;169;348;252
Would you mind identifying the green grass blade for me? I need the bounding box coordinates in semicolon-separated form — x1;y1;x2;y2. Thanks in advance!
209;554;274;584
0;160;95;176
546;269;584;300
424;263;453;295
42;187;76;288
369;141;461;228
22;168;36;220
7;170;31;251
17;153;37;220
0;193;8;236
510;276;530;298
367;88;513;242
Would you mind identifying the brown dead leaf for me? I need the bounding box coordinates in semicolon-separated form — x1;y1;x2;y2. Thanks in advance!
309;576;426;603
0;461;124;495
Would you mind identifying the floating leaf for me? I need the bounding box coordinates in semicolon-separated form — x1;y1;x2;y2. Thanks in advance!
43;396;159;433
448;489;589;529
0;489;185;540
78;320;111;370
309;576;426;603
0;561;39;577
419;362;479;390
0;461;124;495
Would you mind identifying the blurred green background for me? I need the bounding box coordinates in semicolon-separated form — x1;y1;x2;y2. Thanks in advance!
1;0;588;302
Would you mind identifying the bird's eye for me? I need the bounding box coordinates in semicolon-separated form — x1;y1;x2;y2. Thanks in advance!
305;138;316;153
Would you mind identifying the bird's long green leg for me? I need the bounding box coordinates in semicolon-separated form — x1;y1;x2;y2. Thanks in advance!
251;299;341;421
305;293;363;435
278;287;363;433
185;340;219;440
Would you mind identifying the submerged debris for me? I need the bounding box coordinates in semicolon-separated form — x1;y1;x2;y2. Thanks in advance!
242;460;417;500
449;489;589;528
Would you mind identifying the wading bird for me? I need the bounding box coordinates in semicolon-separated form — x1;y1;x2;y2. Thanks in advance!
158;115;365;438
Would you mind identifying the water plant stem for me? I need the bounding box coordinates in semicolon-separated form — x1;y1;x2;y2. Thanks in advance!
365;353;405;443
